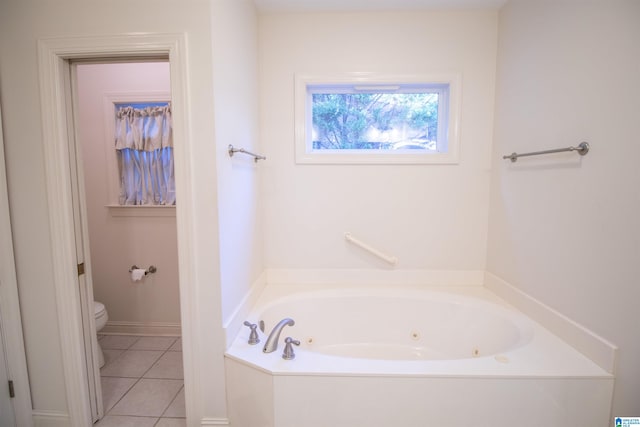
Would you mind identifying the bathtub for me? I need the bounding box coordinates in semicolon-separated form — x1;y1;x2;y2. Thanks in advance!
225;284;613;427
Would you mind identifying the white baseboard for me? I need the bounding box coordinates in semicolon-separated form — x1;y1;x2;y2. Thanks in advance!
31;409;230;426
33;410;69;427
201;417;230;426
484;271;617;374
101;321;181;336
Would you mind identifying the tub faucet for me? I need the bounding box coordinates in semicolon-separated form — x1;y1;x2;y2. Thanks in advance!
263;318;295;353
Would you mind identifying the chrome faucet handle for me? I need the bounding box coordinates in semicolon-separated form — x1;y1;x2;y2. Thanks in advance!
243;321;260;345
282;337;300;360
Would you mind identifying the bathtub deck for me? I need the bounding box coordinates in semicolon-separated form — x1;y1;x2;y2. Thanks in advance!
225;284;614;427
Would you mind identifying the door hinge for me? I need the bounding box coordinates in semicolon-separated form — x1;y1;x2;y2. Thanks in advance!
8;380;14;398
77;262;85;276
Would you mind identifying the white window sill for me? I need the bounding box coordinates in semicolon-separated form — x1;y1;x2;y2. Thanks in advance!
106;205;176;217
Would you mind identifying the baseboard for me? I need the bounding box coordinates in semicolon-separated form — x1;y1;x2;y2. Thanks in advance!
31;410;230;426
101;321;181;336
201;417;230;426
33;410;69;427
484;271;618;374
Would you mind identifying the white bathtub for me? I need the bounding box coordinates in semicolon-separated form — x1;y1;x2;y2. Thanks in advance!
225;284;613;427
257;287;533;361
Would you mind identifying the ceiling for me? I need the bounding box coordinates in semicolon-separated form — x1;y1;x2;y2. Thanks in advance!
253;0;507;12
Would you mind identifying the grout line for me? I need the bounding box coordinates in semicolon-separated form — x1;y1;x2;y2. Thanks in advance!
100;349;165;379
99;334;185;424
100;348;126;371
103;376;142;416
159;384;185;420
127;335;141;349
138;348;169;379
138;336;180;379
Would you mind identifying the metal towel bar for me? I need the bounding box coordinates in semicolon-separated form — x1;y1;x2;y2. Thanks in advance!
228;144;266;162
503;142;590;162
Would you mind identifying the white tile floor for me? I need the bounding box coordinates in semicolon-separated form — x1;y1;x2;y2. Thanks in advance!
96;335;185;427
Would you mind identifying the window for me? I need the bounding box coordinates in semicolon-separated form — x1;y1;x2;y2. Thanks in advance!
114;102;175;205
295;73;460;164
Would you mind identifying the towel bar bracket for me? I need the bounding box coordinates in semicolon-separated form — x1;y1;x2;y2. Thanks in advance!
228;144;266;163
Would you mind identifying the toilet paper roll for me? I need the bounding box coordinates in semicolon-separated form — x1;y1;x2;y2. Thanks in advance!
131;268;146;281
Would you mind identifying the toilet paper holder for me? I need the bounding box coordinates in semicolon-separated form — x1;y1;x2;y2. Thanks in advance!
129;265;157;275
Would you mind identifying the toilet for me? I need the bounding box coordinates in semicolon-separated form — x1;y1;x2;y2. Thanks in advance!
94;301;108;368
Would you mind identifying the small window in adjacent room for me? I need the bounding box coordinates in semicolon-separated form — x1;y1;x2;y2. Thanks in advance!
114;102;175;205
295;73;461;164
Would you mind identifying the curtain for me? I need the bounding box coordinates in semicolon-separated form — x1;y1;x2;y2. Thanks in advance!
115;104;175;205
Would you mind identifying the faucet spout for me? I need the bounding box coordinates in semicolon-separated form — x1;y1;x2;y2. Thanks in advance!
263;318;295;353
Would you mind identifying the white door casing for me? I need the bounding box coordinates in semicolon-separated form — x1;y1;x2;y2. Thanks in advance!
0;311;16;427
37;33;200;426
0;94;33;426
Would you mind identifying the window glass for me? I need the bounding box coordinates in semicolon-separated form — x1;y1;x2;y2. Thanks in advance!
310;87;442;151
295;74;460;164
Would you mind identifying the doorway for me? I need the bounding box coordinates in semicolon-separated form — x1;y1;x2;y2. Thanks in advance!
37;34;199;425
71;61;185;424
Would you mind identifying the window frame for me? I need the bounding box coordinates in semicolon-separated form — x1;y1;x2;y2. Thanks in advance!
294;73;461;165
103;91;174;216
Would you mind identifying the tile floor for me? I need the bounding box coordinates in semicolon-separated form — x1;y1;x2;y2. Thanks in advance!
96;335;185;427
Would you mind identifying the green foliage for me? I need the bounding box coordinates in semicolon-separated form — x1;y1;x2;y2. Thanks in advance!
312;92;439;150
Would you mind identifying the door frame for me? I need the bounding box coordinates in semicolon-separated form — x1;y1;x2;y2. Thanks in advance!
37;34;199;425
0;94;33;426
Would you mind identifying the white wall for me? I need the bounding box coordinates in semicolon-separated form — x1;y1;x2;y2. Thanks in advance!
211;0;264;325
0;0;227;422
259;10;498;271
487;0;640;415
4;0;634;422
76;62;181;330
